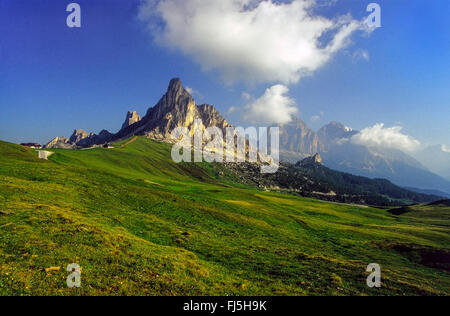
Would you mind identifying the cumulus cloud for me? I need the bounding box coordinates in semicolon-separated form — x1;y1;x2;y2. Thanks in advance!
442;145;450;153
351;123;421;152
139;0;368;84
243;85;298;125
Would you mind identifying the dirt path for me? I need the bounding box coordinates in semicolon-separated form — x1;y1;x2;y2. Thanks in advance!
118;136;138;149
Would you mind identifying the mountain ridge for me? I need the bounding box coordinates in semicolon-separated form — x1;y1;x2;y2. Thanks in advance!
278;118;450;194
43;78;450;194
224;153;444;206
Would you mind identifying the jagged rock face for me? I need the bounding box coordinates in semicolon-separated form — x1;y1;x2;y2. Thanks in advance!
111;78;253;162
279;118;320;155
312;153;323;164
144;78;200;139
46;130;113;149
69;129;92;144
317;121;357;151
279;120;358;159
198;104;230;131
297;153;323;167
279;120;358;161
114;78;232;142
121;111;141;130
76;130;113;147
45;136;76;149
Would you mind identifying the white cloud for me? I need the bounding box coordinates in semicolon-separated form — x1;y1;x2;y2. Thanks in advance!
336;138;349;145
227;106;238;115
352;48;370;62
241;92;252;101
351;123;421;152
185;86;203;99
442;145;450;153
310;111;324;122
139;0;368;84
243;84;298;125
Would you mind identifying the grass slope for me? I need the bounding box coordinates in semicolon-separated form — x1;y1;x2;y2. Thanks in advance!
0;138;449;296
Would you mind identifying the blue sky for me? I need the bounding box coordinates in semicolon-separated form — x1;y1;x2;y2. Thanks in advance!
0;0;449;149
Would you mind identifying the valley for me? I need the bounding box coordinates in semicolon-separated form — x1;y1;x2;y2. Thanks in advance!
2;0;448;300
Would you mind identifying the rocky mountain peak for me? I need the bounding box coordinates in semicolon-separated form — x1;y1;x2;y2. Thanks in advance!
165;78;191;106
317;121;357;150
99;129;111;136
149;78;195;119
69;129;91;144
168;78;184;94
297;153;323;167
321;121;355;134
47;78;231;150
94;130;113;144
122;111;141;130
312;153;323;164
45;136;75;149
319;122;346;134
279;117;319;155
111;78;234;144
45;128;113;149
330;121;346;128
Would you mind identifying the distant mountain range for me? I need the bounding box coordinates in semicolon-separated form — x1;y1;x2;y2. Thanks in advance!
44;78;450;195
278;119;450;195
403;187;450;199
414;145;450;181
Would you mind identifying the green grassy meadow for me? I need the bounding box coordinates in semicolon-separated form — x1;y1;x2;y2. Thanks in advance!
0;138;449;296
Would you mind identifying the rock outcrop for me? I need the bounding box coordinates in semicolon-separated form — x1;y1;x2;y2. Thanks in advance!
198;104;230;131
121;111;141;130
76;129;113;147
69;129;92;144
279;118;321;155
296;153;323;168
45;130;113;149
45;136;76;149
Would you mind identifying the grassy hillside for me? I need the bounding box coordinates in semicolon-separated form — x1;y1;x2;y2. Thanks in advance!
0;138;449;296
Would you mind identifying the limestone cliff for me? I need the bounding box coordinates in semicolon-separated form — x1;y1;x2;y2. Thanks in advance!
44;136;76;149
113;78;232;142
121;111;141;130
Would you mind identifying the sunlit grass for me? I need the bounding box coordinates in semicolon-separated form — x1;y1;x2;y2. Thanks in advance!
0;139;449;296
